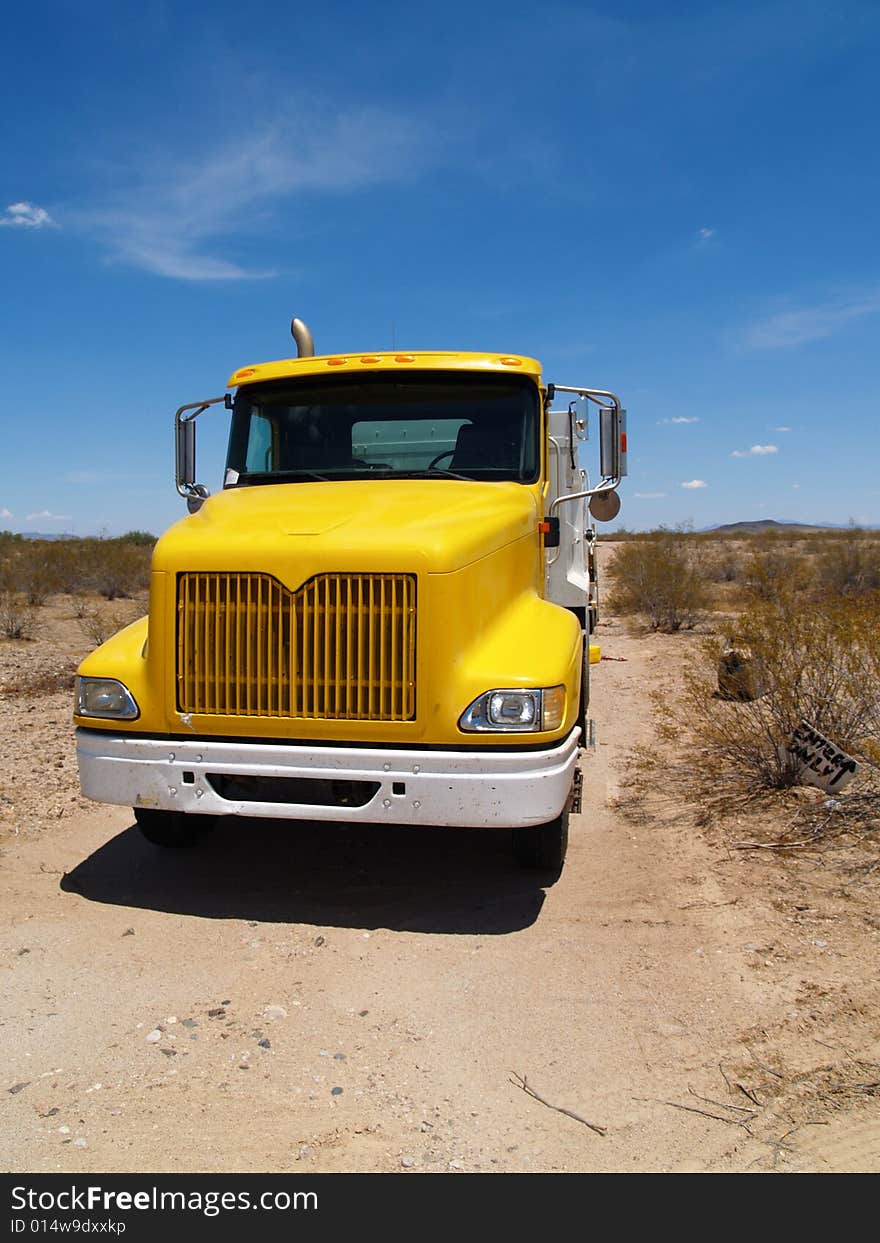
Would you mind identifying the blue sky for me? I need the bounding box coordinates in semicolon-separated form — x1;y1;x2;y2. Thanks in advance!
2;0;879;536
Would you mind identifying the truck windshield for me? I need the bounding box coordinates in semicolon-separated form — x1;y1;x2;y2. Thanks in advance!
226;371;540;484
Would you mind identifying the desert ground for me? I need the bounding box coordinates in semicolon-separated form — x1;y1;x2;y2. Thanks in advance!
1;543;878;1174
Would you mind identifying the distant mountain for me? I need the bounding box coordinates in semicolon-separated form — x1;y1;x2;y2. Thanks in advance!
19;531;76;541
706;519;826;534
704;519;879;535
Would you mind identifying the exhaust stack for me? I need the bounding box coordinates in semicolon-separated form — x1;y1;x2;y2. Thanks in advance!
290;317;315;358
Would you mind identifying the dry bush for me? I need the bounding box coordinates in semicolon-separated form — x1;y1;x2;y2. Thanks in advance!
815;535;880;595
77;602;140;647
655;588;880;809
703;543;743;583
85;538;152;600
0;537;153;649
599;527;638;541
0;589;37;640
13;543;70;605
118;530;157;547
606;530;710;631
1;668;75;697
0;536;153;602
1;539;83;600
70;592;91;619
741;535;812;602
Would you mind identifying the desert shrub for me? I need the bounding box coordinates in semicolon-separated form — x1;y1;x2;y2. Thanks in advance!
0;589;37;640
815;535;880;595
0;536;153;604
78;538;152;599
119;530;157;547
741;536;811;602
0;549;25;598
70;592;91;619
606;530;709;631
663;587;880;802
78;602;140;647
46;540;98;595
39;539;96;596
705;544;743;583
1;668;75;697
11;542;70;605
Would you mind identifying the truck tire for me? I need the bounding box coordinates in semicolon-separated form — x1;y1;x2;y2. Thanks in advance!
133;807;209;848
512;809;569;872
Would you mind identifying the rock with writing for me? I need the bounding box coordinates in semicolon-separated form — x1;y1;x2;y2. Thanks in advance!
783;721;860;792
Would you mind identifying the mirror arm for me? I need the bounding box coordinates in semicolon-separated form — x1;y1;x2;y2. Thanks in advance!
175;396;228;502
549;477;619;519
547;383;627;518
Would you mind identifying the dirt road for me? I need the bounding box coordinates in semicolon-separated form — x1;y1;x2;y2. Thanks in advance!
2;589;879;1173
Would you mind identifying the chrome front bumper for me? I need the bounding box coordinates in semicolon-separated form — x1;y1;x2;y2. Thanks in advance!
75;728;581;828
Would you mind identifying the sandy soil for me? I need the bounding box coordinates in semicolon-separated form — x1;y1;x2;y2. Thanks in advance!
1;549;878;1174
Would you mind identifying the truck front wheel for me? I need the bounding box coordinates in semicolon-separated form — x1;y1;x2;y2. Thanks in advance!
133;807;210;848
512;809;569;872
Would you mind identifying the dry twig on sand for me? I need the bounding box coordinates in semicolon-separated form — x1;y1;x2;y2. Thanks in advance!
510;1072;607;1136
634;1095;755;1129
731;838;818;851
687;1086;757;1116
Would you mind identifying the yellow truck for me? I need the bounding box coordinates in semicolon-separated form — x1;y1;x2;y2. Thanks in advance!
74;318;626;872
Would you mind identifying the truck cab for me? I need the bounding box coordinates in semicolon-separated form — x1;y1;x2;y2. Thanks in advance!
74;319;626;872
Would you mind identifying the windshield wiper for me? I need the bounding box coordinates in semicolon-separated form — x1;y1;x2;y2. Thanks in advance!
236;467;480;485
237;469;330;484
391;468;475;482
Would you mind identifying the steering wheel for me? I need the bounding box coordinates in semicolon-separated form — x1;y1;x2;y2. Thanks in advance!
427;449;455;470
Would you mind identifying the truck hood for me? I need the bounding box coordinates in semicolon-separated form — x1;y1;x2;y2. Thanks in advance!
153;480;541;579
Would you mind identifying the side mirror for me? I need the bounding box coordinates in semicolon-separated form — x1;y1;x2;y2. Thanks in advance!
174;396;227;509
176;417;196;490
599;406;627;481
545;383;628;536
589;490;621;522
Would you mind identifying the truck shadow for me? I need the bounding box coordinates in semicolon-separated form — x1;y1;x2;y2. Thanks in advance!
60;817;555;934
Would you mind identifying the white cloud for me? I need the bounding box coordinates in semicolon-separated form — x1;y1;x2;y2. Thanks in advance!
680;480;707;489
696;227;714;242
744;291;880;349
731;444;778;457
0;507;13;518
635;492;666;499
657;416;700;425
76;105;428;281
0;202;54;229
772;426;792;432
26;510;72;522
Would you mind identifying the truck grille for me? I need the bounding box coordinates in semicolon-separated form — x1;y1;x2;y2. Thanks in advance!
176;572;416;721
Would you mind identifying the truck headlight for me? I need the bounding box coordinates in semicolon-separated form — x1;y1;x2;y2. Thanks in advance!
459;685;566;733
75;677;140;720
